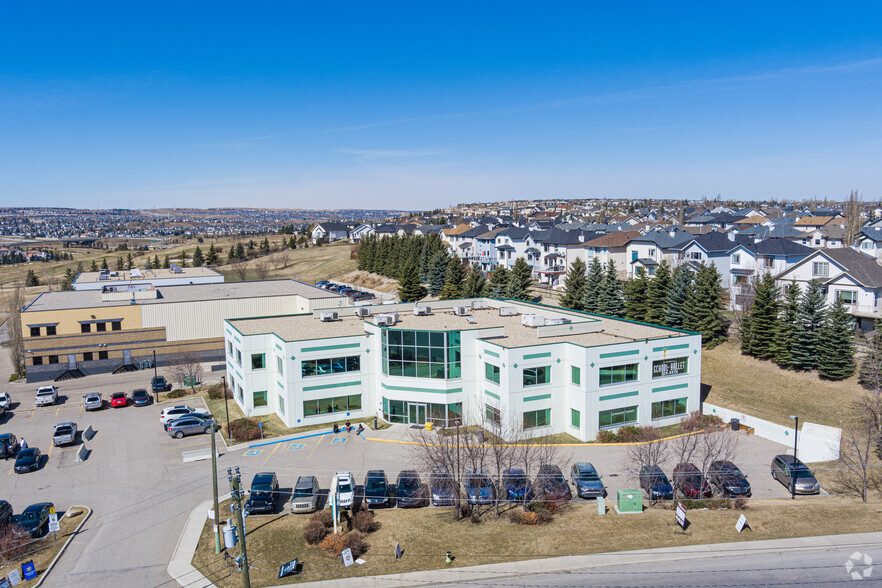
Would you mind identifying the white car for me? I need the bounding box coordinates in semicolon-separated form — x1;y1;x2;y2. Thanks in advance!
159;405;209;426
35;386;58;407
0;392;10;410
331;472;355;509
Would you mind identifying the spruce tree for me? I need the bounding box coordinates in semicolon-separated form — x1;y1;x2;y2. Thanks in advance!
153;255;160;269
206;244;218;265
397;259;425;302
427;250;449;296
684;263;727;348
790;280;827;371
116;256;124;271
192;246;204;267
817;297;856;380
595;260;625;317
261;238;270;253
485;266;509;298
774;282;800;368
101;257;109;270
236;243;245;259
581;257;604;313
162;255;170;269
126;252;133;269
25;269;39;287
741;272;779;359
859;320;882;391
664;265;693;328
644;260;672;326
505;257;533;300
624;268;649;322
90;259;99;272
440;257;466;300
289;236;296;249
559;258;587;311
462;264;487;298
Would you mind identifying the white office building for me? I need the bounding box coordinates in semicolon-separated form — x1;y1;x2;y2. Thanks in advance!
223;298;702;442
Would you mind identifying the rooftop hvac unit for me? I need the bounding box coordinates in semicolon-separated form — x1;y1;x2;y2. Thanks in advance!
452;306;469;316
545;318;571;325
355;307;371;318
498;306;518;317
413;306;432;316
319;311;338;322
522;314;545;327
375;316;393;326
377;313;398;325
130;268;142;278
173;266;183;274
471;300;487;310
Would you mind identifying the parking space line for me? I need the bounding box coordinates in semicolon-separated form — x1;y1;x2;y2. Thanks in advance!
260;442;281;467
47;444;53;458
55;406;60;418
162;441;210;452
28;410;35;422
306;437;323;460
79;403;83;415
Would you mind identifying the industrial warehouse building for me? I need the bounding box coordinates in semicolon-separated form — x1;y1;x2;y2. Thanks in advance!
224;298;702;442
72;266;224;290
20;279;345;382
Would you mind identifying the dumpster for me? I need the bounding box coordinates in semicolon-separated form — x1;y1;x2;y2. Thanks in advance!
730;418;740;431
617;489;643;513
425;421;433;431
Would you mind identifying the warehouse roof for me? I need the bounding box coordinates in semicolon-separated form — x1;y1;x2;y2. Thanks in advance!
73;266;222;284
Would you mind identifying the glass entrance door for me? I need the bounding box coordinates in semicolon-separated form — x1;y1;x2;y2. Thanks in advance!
408;403;426;425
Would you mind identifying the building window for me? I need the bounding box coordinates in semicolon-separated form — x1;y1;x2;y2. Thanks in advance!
83;352;93;361
45;325;56;336
253;391;268;407
81;324;91;334
236;349;242;366
32;356;43;366
48;355;59;364
236;385;243;402
96;322;107;332
279;396;285;415
276;356;283;373
522;366;550;387
485;404;501;425
571;366;581;385
227;340;233;354
599;406;638;429
652;398;688;420
652;357;688;378
98;351;108;360
303;394;362;417
111;321;121;331
688;252;701;260
523;408;550;429
251;354;265;370
837;290;858;304
382;329;460;379
571;409;581;428
301;355;360;377
599;363;638;386
814;239;821;246
648;248;656;257
732;254;740;264
29;327;40;337
485;362;500;384
812;262;829;277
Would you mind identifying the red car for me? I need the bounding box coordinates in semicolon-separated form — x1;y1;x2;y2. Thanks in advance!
672;463;713;499
110;392;128;408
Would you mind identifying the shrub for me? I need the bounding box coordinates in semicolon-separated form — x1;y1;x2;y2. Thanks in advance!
0;525;31;564
469;510;482;524
459;504;472;519
732;498;748;510
616;425;644;442
167;389;188;398
535;508;553;524
596;430;618;443
206;383;231;400
7;373;19;383
303;519;329;545
508;510;539;525
353;510;376;533
311;510;333;528
320;532;366;557
680;411;724;432
227;418;261;441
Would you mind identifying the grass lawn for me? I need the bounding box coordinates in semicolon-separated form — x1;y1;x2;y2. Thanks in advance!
218;242;356;285
701;341;866;427
0;507;88;585
192;495;882;586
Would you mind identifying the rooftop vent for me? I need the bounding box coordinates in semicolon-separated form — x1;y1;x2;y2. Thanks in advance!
319;311;338;322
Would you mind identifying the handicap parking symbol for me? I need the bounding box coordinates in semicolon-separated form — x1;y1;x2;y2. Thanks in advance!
331;438;347;444
245;449;262;456
287;443;305;450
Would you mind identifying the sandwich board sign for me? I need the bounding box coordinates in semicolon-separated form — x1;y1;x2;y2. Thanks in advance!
394;542;402;559
736;514;750;533
278;558;299;578
675;502;687;530
341;548;354;567
6;569;20;586
21;562;36;582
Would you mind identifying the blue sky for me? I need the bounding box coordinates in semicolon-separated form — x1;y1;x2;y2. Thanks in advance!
2;2;881;209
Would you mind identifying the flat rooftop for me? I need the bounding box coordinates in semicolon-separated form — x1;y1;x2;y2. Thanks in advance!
73;266;222;284
23;279;344;312
228;299;687;348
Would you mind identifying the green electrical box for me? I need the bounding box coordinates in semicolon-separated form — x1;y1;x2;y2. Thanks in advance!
617;489;643;513
183;375;200;387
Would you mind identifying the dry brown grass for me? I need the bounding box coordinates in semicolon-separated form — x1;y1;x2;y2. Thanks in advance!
0;507;88;584
192;495;882;586
701;341;865;427
218;242;356;285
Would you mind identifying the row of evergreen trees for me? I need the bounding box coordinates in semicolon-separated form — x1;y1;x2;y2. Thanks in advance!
741;274;855;380
397;253;535;303
559;258;728;349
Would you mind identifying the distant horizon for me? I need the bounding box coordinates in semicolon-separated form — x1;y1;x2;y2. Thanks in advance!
2;3;881;208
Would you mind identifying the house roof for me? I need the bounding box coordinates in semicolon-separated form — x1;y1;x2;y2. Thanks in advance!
442;224;473;236
779;248;882;288
630;227;695;249
631;258;658;266
794;216;837;227
315;221;349;231
582;231;641;248
860;226;882;243
818;225;847;239
751;238;814;256
733;217;765;225
677;232;744;253
739;225;805;239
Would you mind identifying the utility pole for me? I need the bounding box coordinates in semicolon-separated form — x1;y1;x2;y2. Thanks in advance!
211;422;220;554
228;467;251;588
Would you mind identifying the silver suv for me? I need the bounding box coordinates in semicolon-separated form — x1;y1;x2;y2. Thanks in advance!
291;476;320;513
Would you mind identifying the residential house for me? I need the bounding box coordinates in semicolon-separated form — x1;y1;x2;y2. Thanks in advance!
576;232;640;278
311;222;350;243
856;226;882;261
625;227;694;277
795;226;847;249
792;215;843;232
348;224;374;242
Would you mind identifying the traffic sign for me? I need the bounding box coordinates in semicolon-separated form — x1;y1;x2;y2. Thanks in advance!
48;506;56;515
48;513;60;533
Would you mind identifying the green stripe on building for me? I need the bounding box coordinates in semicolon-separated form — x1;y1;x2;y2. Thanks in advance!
652;343;690;353
523;352;551;360
277;381;285;389
275;343;283;351
599;390;639;402
523;393;552;402
652;383;689;393
302;380;361;392
301;342;361;353
599;349;639;359
381;383;462;395
484;390;500;400
484;349;500;358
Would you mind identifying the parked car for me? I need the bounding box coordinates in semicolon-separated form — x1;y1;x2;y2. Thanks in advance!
290;476;320;513
0;500;12;526
244;472;279;515
502;468;533;503
364;470;391;508
0;392;11;410
35;386;58;407
534;464;573;503
771;455;820;495
151;376;172;393
429;465;456;506
396;470;428;508
16;503;53;538
110;392;128;408
83;392;103;411
160;405;209;426
0;433;18;460
52;422;77;447
672;463;713;499
315;280;329;288
14;447;42;474
166;415;216;439
131;389;151;407
708;460;752;498
571;462;606;499
464;469;496;505
639;465;674;501
331;472;355;509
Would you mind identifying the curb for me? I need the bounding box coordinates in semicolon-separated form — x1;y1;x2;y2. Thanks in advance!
33;505;92;588
167;495;228;588
364;428;709;448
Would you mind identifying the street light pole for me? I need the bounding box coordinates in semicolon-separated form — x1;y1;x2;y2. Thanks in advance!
211;422;221;553
790;415;798;500
152;349;158;403
221;375;232;442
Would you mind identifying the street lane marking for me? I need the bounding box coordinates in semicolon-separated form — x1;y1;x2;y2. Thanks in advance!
287;443;305;450
306;438;323;460
260;442;281;467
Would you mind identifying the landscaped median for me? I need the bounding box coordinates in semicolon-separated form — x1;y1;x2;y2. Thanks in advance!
191;496;882;586
0;506;91;586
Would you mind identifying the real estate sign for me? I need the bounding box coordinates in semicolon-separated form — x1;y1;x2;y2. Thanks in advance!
675;501;687;530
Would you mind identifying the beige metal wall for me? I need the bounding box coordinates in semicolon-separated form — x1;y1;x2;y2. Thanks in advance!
301;296;347;313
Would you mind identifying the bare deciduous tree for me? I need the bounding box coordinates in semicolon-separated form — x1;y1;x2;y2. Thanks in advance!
170;349;204;394
230;261;249;281
268;252;290;271
254;260;271;280
5;284;25;376
837;416;881;502
845;190;863;246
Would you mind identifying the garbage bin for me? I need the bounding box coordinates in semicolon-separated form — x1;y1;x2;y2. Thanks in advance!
596;495;606;515
223;523;237;549
730;418;740;431
425;421;433;431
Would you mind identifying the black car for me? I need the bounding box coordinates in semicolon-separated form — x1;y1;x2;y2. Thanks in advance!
151;376;172;393
396;470;428;508
14;448;41;474
364;470;391;508
0;433;18;460
131;389;151;406
708;460;752;498
0;500;12;526
639;465;674;500
16;502;52;538
533;464;572;503
244;472;279;515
